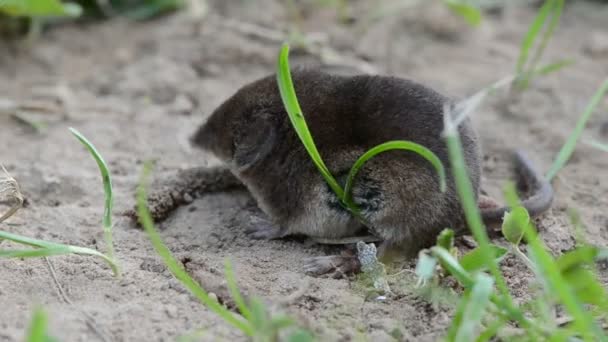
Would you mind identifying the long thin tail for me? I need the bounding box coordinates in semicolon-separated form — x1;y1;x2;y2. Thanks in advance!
127;166;245;224
481;150;554;226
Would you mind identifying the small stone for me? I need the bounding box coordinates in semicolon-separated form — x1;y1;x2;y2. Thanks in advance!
183;193;193;203
164;305;178;318
209;292;218;303
583;32;608;58
170;94;195;115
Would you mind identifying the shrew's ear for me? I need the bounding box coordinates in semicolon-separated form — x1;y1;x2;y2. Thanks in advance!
233;112;276;170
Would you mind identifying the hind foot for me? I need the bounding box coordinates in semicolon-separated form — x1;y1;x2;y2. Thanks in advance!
304;249;361;278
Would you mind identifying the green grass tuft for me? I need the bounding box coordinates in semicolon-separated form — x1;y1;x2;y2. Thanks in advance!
515;0;566;89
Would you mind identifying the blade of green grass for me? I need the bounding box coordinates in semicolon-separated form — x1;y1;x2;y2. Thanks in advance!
0;230;118;275
443;0;482;27
343;140;446;207
224;259;253;323
136;162;254;336
532;59;574;77
26;307;54;342
442;102;545;335
69;127;116;266
526;0;564;78
516;0;554;74
453;274;494;342
584;139;608;153
546;79;608;180
276;44;345;200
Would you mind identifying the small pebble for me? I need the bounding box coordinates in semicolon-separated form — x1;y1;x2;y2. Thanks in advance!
584;32;608;58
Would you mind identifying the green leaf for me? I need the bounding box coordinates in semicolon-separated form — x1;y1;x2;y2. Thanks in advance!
288;329;315;342
546;78;608;180
437;229;455;251
443;0;482;27
454;274;494;342
343;140;447;207
562;267;608;311
460;245;508;273
0;0;82;17
556;246;599;273
431;247;474;287
501;206;529;245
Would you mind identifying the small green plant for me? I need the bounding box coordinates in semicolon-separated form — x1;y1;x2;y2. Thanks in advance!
515;0;568;89
0;128;119;276
137;161;314;342
414;76;608;341
276;43;446;220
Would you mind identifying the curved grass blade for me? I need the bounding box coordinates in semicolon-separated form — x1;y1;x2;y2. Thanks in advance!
546;79;608;180
343;141;446;207
69;127;116;267
0;230;118;275
276;43;344;200
136;162;253;336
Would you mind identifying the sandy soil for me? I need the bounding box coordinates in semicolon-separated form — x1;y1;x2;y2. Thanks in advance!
1;1;608;341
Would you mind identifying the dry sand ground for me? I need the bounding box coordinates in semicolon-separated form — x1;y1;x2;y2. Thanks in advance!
1;1;607;341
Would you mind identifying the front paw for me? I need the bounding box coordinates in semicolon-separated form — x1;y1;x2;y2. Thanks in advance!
244;217;285;240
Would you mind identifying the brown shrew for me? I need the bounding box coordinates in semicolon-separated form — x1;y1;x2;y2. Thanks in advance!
144;69;555;276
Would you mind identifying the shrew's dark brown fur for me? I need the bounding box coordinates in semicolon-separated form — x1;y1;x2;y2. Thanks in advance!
190;69;553;275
